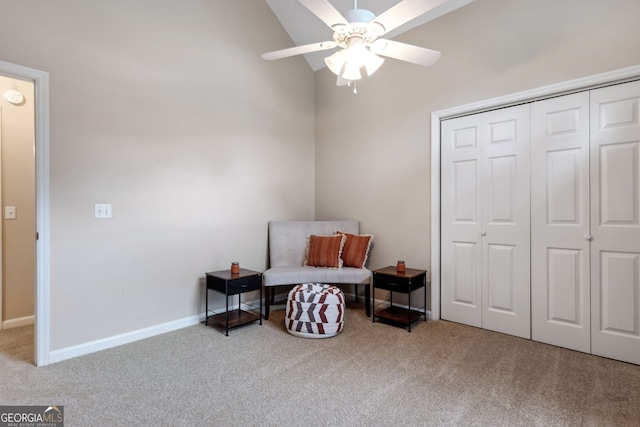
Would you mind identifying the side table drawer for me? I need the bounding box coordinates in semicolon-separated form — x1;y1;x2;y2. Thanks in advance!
373;274;410;292
226;275;261;295
206;274;262;294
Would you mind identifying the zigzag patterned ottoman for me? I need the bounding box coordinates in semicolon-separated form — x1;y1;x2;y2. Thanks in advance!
285;283;345;338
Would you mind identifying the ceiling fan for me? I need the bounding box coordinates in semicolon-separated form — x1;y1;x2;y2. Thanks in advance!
262;0;447;93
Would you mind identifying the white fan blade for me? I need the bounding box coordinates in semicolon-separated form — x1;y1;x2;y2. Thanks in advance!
262;41;336;61
298;0;348;30
371;39;441;67
373;0;449;35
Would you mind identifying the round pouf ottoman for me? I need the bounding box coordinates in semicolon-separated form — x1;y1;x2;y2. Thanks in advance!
285;283;345;338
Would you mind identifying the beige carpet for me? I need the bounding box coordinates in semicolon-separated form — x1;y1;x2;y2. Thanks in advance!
1;304;639;426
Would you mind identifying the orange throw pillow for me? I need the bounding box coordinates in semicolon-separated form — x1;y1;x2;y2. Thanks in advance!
304;234;346;268
336;231;373;268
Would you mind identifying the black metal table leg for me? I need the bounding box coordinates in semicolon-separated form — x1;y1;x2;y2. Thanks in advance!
408;287;412;332
225;287;229;337
205;286;209;326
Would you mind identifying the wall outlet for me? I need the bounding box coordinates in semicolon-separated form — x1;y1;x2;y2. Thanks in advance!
5;206;16;220
95;204;112;219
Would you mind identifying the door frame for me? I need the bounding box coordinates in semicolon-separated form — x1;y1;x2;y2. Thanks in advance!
0;107;3;328
430;64;640;322
0;60;50;366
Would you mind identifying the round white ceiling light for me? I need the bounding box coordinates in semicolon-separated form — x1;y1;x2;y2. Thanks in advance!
4;89;25;105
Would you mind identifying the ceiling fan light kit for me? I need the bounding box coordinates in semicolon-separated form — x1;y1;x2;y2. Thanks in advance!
324;37;385;80
262;0;448;93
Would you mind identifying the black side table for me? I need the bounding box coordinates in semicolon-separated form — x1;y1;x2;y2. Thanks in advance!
205;268;262;336
372;266;428;331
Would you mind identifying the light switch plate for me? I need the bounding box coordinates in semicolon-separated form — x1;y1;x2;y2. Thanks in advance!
95;204;112;219
5;206;16;220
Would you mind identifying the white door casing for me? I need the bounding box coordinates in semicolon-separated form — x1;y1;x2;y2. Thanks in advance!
531;92;591;353
590;80;640;365
441;105;531;339
0;60;50;366
0;108;2;329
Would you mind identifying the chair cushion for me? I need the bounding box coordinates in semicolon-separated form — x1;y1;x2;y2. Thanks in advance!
263;266;371;286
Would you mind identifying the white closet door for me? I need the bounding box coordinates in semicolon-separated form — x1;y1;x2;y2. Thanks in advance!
441;114;483;328
441;105;531;338
590;81;640;365
480;105;531;339
531;92;591;352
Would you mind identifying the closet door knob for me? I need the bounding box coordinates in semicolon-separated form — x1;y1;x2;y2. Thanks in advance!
480;231;487;236
585;234;593;241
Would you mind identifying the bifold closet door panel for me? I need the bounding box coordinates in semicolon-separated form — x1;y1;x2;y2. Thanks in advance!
480;105;531;339
441;105;531;338
590;80;640;365
441;114;483;328
531;92;591;353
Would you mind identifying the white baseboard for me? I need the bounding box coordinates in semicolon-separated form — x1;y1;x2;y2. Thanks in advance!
49;314;202;364
2;315;35;329
47;290;429;365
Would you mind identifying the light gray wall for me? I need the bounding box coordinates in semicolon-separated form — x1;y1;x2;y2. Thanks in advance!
0;0;315;350
0;76;35;325
315;0;640;276
2;0;640;355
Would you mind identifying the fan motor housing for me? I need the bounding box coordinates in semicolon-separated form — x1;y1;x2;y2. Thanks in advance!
344;8;375;23
332;9;385;48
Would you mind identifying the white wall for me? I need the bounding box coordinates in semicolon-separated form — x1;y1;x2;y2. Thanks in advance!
315;0;640;280
0;0;316;351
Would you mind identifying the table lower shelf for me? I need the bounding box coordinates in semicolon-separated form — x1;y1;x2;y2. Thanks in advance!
205;309;261;331
373;305;426;330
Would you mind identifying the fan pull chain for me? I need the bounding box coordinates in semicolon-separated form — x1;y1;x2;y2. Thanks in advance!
347;80;358;94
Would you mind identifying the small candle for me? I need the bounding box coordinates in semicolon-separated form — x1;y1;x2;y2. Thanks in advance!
397;260;405;273
231;262;240;274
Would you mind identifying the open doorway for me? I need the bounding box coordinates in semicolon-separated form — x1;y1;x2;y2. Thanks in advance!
0;74;36;364
0;60;50;366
